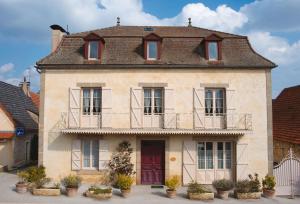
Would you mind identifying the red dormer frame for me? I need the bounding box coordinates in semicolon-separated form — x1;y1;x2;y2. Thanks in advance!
204;34;223;61
143;33;162;60
83;33;105;60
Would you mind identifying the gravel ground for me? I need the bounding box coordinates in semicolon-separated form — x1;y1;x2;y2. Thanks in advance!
0;172;299;204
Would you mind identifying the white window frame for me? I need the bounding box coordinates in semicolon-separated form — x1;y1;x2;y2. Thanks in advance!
88;41;99;60
208;41;218;61
147;41;158;60
205;88;226;116
81;139;99;170
82;88;102;116
143;87;164;115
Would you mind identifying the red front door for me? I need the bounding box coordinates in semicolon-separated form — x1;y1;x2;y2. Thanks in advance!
141;140;165;185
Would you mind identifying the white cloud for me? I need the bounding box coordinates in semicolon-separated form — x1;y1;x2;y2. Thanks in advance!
0;63;14;74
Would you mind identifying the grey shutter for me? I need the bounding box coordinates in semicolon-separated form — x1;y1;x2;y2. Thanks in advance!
99;139;109;170
193;88;205;129
183;140;196;185
71;139;81;170
101;88;112;128
69;88;81;128
226;89;236;129
164;88;176;129
130;87;142;128
236;142;248;180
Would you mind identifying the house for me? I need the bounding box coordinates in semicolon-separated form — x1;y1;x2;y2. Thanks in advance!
273;85;300;164
36;23;276;185
0;80;39;171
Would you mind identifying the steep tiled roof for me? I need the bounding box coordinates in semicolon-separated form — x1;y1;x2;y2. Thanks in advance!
0;81;38;130
37;26;276;68
0;132;15;139
273;85;300;144
30;92;40;109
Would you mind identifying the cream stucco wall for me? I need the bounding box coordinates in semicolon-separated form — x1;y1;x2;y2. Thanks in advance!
39;68;271;182
0;107;14;131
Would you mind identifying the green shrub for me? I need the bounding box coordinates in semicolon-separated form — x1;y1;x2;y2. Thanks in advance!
235;180;251;193
165;175;180;191
236;173;262;193
248;173;261;192
212;179;234;191
88;185;112;194
187;181;211;194
17;166;50;188
115;174;133;190
262;174;276;191
61;175;82;188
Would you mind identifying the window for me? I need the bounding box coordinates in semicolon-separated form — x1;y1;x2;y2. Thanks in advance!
82;88;102;115
198;142;213;169
143;88;163;115
208;42;218;60
147;41;158;60
205;88;225;116
82;140;99;169
88;41;99;60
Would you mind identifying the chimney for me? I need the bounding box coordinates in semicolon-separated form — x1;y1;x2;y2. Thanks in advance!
50;24;68;52
19;77;31;97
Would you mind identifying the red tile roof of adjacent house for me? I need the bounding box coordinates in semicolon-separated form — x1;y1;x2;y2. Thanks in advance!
30;92;39;109
273;85;300;144
0;132;15;139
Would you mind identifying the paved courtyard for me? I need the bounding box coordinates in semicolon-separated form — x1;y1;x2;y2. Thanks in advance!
0;172;299;204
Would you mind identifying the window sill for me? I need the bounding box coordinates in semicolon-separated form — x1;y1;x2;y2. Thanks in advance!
207;60;223;65
77;169;104;175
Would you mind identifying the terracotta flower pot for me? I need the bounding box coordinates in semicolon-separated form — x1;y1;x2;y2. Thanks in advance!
121;189;131;198
66;187;78;197
263;189;275;198
16;182;28;193
217;189;229;199
166;189;176;198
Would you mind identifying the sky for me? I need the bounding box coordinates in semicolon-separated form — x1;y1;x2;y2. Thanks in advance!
0;0;299;98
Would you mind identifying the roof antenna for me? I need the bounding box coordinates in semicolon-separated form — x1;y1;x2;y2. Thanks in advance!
66;24;70;35
117;17;120;26
188;18;192;27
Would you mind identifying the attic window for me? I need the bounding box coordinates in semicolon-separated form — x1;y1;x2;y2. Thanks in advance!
208;42;218;60
147;41;158;60
143;33;162;61
88;41;99;60
83;33;105;61
205;34;223;61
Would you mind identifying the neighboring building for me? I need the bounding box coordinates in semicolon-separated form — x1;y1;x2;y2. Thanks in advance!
0;80;39;171
36;23;276;185
273;85;300;164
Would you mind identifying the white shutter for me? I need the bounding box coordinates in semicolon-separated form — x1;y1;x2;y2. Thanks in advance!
226;89;236;129
236;142;248;180
130;88;142;128
69;88;81;128
164;88;176;129
193;88;205;129
183;140;196;185
99;139;110;170
101;88;112;128
71;139;81;170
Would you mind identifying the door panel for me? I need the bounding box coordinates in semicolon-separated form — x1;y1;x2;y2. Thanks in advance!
141;140;165;185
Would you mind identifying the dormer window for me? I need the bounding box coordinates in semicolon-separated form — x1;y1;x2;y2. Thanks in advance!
147;41;158;60
205;34;223;61
83;33;105;61
143;33;162;61
88;41;99;60
208;42;218;60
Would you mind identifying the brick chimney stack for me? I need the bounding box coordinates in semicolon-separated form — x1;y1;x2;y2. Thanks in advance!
50;24;68;52
19;77;31;97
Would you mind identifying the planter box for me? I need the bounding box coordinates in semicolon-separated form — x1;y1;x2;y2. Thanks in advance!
32;188;61;196
85;190;112;200
188;192;214;200
236;192;261;199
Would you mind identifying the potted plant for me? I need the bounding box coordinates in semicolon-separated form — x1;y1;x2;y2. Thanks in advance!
187;181;214;200
16;171;29;193
165;175;180;198
212;179;234;199
235;173;261;199
61;175;82;197
116;174;134;197
262;174;276;198
85;185;112;200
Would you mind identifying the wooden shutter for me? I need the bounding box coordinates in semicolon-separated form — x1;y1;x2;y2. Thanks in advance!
164;88;176;129
183;140;196;185
236;142;248;180
99;139;110;170
69;88;81;128
130;87;142;128
71;139;81;170
226;89;236;129
193;88;205;129
101;88;112;128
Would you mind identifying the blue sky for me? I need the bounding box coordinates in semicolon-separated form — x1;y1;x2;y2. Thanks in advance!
0;0;299;98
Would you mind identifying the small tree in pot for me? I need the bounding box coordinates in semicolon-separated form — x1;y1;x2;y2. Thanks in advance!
262;174;276;198
212;179;234;199
116;174;134;197
61;175;82;197
16;171;29;193
165;175;180;198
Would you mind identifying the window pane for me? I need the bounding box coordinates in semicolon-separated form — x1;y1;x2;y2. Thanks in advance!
154;89;162;114
83;88;91;115
93;89;101;115
205;90;213;115
217;142;224;169
198;142;205;169
89;41;98;59
148;42;157;59
206;142;213;169
83;140;90;168
215;90;224;115
225;142;232;169
144;89;152;115
208;42;218;60
92;140;99;168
